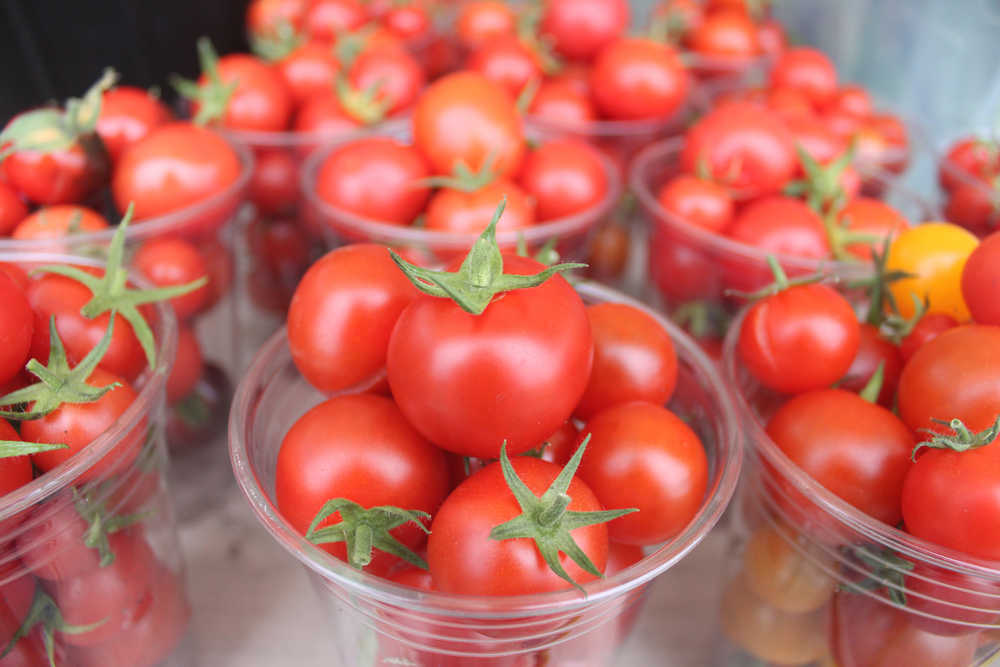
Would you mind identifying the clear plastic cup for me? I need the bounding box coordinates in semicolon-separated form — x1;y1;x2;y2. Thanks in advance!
230;280;743;666
630;136;937;345
714;310;1000;667
0;251;191;667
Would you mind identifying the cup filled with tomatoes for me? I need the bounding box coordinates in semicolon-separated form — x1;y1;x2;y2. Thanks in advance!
630;127;935;351
0;249;192;667
230;202;742;665
713;225;1000;666
936;129;1000;238
0;71;253;458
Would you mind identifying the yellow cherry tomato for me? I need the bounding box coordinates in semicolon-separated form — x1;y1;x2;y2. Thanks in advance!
886;222;979;322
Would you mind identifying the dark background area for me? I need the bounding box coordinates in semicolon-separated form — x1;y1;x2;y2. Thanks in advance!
0;0;252;119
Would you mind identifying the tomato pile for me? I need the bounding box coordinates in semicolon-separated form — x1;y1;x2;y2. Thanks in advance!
0;228;198;666
939;133;1000;237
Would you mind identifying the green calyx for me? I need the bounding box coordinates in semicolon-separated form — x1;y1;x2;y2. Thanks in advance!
857;361;886;404
0;316;120;421
250;20;304;61
0;69;117;160
334;23;378;68
784;143;856;217
171;37;238;126
515;7;563;76
516;233;561;267
840;545;914;606
305;498;431;570
389;199;586;315
913;416;1000;461
489;437;638;594
2;585;106;667
34;204;208;371
725;254;829;301
648;8;691;44
417;155;498;192
335;75;390;126
74;486;150;568
846;237;916;329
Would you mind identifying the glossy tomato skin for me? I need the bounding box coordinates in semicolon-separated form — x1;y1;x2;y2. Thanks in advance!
246;0;306;37
886;223;979;322
133;237;211;321
961;230;1000;325
2;132;108;206
589;38;690;121
656;175;734;234
287;244;417;393
575;304;677;420
456;1;516;49
738;283;859;394
0;182;27;235
899;313;958;363
518;138;608;221
314;137;430;225
526;79;596;127
11;205;108;240
292;94;364;136
576;401;708;545
113;122;242;223
467;36;542;99
0;272;33;388
428;456;609;595
275;393;449;570
837;323;903;407
769;47;838;108
276;41;340;107
540;0;629;62
944;179;998;237
96;87;173;165
348;46;425;116
939;138;997;191
681;102;796;197
248;147;299;216
19;507;134;581
425;180;535;233
412;71;525;178
837;196;909;260
196;54;293;132
767;389;913;525
689;9;760;61
725;195;831;260
388;254;593;459
302;0;367;42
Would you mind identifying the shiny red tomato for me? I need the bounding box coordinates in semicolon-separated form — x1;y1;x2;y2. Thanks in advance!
768;47;838;108
961;231;1000;325
246;0;306;37
825;84;873;117
387;254;593;458
738;282;859;394
248;147;299;216
767;388;913;524
314;136;430;224
656;174;734;234
11;205;108;240
412;71;525;178
939;137;998;191
898;312;958;363
2;124;107;206
589;38;690;121
96;86;173;165
292;93;367;136
456;1;516;50
944;179;998;237
467;36;542;99
276;41;340;107
517;138;609;221
348;46;425;115
783;113;845;166
541;0;629;62
194;53;293;131
165;324;203;404
288;244;417;393
838;323;903;407
836;197;909;260
526;79;596;128
19;502;134;581
112;122;242;222
302;0;367;42
688;9;760;61
680;102;796;196
575;303;677;420
133;237;211;321
0;272;33;387
0;182;27;236
726;195;831;260
576;401;707;545
275;393;450;572
425;180;535;233
383;4;431;41
428;456;609;595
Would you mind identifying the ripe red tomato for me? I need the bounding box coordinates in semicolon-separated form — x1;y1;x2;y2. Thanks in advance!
768;47;838;108
961;230;1000;325
293;93;367;136
0;272;33;387
838;323;903;407
425;180;535;233
0;181;27;235
276;41;340;107
526;79;596;128
680;102;796;197
288;244;417;393
726;196;831;260
112;122;242;223
19;502;133;581
899;313;958;363
903;563;1000;637
589;38;690;121
383;4;430;41
517;138;608;221
540;0;629;62
275;393;449;571
348;46;425;115
783;113;845;166
246;0;306;38
688;9;760;62
302;0;367;42
576;402;707;545
1;124;107;206
467;36;543;100
575;303;677;420
195;53;293;131
755;18;786;59
836;197;909;260
96;86;173;164
738;283;860;394
0;420;32;499
0;573;36;646
248;147;299;216
825;84;873;117
387;254;593;458
412;71;525;178
11;205;109;240
767;388;913;524
897;325;1000;437
944;179;998;237
939;138;997;191
314;137;430;224
133;237;211;321
428;456;609;595
165;324;203;404
456;1;516;50
656;174;734;234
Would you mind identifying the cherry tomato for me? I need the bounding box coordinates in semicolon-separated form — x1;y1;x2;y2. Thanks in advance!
302;0;367;42
681;102;796;197
0;272;33;388
899;312;958;363
96;87;173;165
133;237;211;321
456;1;516;50
784;113;846;166
425;180;535;233
688;10;760;62
526;79;596;128
886;222;979;321
412;71;524;179
195;54;292;132
292;92;366;136
348;46;425;115
576;401;707;545
276;41;340;107
383;4;430;41
0;182;27;236
656;174;734;234
756;18;786;60
517;138;608;221
541;0;628;62
738;283;859;394
769;47;838;108
903;563;1000;637
574;303;677;420
467;36;542;100
248;147;300;216
838;323;902;407
726;195;831;260
741;522;836;613
939;138;998;191
276;393;449;571
837;196;909;260
165;325;203;404
825;84;873;117
11;205;108;241
944;178;998;237
19;503;134;581
288;244;417;393
767;388;913;524
428;456;609;595
1;134;107;208
961;230;1000;325
387;254;593;458
246;0;306;38
764;86;814;120
589;38;690;121
314;137;430;224
112;122;242;223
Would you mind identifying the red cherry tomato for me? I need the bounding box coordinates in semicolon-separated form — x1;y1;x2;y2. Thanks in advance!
0;182;27;236
383;4;431;41
195;54;293;132
456;1;517;50
246;0;306;38
768;47;838;109
467;36;542;100
589;38;690;121
961;230;1000;325
944;179;998;237
96;87;173;165
1;122;107;206
276;41;340;107
0;272;33;387
133;237;211;321
425;180;535;234
526;79;596;128
248;147;300;216
825;84;873;117
19;503;135;581
302;0;367;42
726;195;831;260
656;174;734;234
899;312;958;363
540;0;629;62
688;10;760;62
837;197;909;260
11;205;109;241
939;137;998;191
0;421;32;507
292;93;366;136
165;325;203;404
837;323;903;407
517;138;609;221
348;46;425;115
